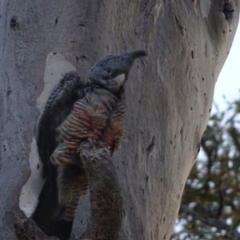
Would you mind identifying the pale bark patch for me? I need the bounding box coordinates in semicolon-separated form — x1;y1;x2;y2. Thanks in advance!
19;53;76;217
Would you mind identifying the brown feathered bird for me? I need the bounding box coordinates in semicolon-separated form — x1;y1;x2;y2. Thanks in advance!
33;50;147;240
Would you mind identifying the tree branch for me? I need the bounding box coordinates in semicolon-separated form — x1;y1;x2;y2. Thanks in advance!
180;204;240;240
78;140;122;240
14;213;59;240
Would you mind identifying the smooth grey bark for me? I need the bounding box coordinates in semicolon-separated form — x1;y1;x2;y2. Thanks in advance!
0;0;239;239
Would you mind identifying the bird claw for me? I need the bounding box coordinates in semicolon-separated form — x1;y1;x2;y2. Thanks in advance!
77;139;96;153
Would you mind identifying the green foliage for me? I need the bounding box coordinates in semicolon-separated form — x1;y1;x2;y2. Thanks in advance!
172;100;240;240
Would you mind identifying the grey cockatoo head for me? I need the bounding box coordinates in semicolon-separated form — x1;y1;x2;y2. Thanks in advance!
86;50;147;92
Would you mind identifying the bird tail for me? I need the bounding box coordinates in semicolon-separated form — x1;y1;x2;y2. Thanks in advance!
128;50;147;59
32;171;73;240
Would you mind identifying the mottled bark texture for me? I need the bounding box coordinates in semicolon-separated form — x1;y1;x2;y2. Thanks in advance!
78;140;122;240
0;0;239;239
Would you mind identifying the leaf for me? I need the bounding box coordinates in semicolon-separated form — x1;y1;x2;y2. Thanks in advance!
232;157;240;170
232;216;240;229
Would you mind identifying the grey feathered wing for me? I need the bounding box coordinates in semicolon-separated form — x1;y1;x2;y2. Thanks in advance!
33;72;87;240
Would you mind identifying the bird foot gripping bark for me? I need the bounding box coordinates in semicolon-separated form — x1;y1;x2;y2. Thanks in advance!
77;138;96;153
77;139;111;162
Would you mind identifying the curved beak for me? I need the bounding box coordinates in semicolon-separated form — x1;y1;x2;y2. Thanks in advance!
113;73;126;87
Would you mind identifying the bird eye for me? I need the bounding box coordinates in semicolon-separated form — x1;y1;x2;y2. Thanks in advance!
103;75;111;81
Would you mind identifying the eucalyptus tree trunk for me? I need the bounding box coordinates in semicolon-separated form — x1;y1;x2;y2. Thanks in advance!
0;0;239;239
